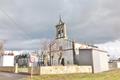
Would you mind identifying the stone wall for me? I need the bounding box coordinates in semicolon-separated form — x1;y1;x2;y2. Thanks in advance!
30;65;92;75
28;67;40;74
0;65;92;75
0;67;15;72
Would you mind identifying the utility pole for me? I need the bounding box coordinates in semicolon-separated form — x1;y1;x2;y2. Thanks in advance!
0;40;4;56
49;44;52;66
72;41;76;64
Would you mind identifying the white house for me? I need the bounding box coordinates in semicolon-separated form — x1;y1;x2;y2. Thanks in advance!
0;54;14;67
76;48;109;73
109;60;120;69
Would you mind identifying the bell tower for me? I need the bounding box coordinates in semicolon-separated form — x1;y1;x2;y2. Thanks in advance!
56;17;67;39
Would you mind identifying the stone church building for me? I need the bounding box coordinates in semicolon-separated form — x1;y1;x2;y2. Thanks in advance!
43;18;109;73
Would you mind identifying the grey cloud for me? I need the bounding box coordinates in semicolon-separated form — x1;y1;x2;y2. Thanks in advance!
4;38;49;50
67;0;120;43
0;0;119;50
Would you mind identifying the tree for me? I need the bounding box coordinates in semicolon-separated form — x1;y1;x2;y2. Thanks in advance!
0;40;4;55
40;40;50;66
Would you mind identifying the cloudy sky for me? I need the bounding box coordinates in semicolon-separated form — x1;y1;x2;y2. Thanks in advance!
0;0;120;58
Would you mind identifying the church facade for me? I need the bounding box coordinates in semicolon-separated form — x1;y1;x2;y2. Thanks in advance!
43;18;95;66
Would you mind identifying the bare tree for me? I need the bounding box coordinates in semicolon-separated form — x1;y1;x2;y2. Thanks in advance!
0;40;4;55
40;39;65;66
40;40;50;66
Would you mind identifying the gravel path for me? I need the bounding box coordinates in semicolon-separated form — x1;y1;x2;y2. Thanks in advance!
0;72;27;80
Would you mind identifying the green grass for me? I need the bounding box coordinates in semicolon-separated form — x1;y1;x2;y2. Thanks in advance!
25;69;120;80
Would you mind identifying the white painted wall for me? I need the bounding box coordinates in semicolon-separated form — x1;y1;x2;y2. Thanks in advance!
92;49;109;73
117;62;120;68
92;50;101;73
0;55;14;67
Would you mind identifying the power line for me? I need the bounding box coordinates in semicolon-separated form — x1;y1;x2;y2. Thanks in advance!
0;7;32;40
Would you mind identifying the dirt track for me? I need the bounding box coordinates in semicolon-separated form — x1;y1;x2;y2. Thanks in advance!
0;72;27;80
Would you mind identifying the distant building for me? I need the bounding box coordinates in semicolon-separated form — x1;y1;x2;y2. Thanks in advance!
0;41;15;67
109;60;120;70
0;50;38;67
0;53;14;67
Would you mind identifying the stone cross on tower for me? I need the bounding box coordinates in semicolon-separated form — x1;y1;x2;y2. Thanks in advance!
56;17;67;39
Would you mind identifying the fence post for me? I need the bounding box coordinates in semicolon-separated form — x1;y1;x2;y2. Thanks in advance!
39;66;41;75
14;63;18;73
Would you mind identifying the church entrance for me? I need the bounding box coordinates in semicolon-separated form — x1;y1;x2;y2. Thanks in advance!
61;58;65;66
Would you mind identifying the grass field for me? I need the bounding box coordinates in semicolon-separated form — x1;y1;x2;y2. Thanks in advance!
25;69;120;80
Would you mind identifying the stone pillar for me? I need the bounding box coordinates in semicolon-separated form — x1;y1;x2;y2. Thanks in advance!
14;63;18;73
39;66;41;75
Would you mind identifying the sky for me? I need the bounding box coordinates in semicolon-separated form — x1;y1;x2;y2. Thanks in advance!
0;0;120;58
